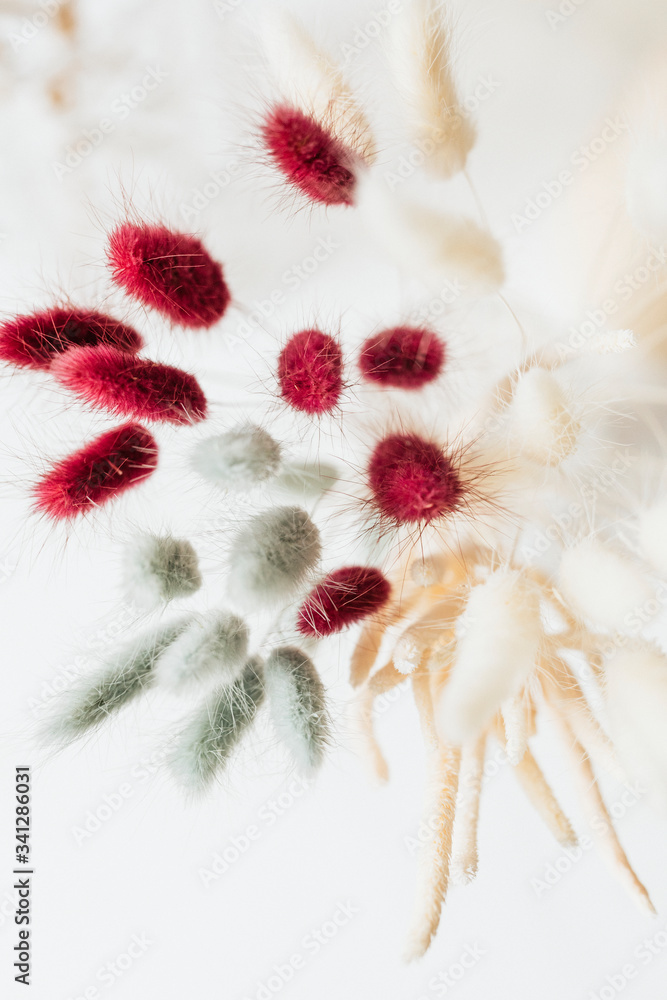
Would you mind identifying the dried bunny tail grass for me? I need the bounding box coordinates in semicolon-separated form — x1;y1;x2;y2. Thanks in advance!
500;691;531;766
349;587;434;687
605;643;667;804
32;422;159;520
356;173;504;294
403;742;461;961
44;619;190;746
510;742;577;848
394;595;460;675
549;711;655;914
258;6;376;162
169;657;265;793
558;538;655;634
122;534;202;610
296;566;391;638
388;0;475;178
277;329;344;415
264;646;331;774
0;307;143;370
190;425;282;491
437;569;542;744
507;368;582;467
450;734;485;885
355;661;406;783
227;505;321;610
637;497;667;576
156;612;249;689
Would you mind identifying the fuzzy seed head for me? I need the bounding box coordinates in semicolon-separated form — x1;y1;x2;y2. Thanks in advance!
0;308;143;370
367;433;463;525
33;422;158;520
559;539;655;632
277;329;344;415
296;566;391;638
510;368;580;466
51;345;208;425
265;646;330;774
359;326;445;389
190;425;282;490
156;611;249;689
262;105;357;206
123;534;202;610
107;222;230;328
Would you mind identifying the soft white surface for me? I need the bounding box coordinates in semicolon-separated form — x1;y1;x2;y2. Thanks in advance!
1;1;667;998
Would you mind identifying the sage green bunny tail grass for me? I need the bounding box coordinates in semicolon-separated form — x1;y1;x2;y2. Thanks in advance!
156;611;249;689
44;618;192;747
265;647;331;775
169;657;265;793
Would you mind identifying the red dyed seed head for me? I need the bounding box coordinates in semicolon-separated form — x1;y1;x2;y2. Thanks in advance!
0;308;143;371
33;423;158;520
107;223;230;328
297;566;391;638
278;329;343;415
359;326;445;389
368;433;463;525
51;345;208;425
262;105;357;207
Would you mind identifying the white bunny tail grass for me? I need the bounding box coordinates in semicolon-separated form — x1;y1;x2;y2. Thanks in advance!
437;570;542;744
508;368;581;467
169;657;265;793
450;734;485;885
264;646;331;774
258;6;376;161
605;644;667;805
190;425;282;491
637;498;667;576
357;174;504;294
511;744;577;847
404;743;461;961
156;611;250;689
349;613;388;688
388;0;475;178
123;534;202;611
45;619;190;746
227;505;321;609
394;596;459;676
501;691;530;766
356;661;406;783
558;538;655;633
550;712;656;914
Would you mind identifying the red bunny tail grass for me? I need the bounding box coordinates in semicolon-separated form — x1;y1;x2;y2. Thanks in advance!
51;346;208;425
368;433;464;526
107;223;230;328
359;326;446;389
33;423;158;520
262;105;357;207
278;329;343;415
297;566;391;638
0;308;143;370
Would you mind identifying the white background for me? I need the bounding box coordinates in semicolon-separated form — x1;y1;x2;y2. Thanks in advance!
1;0;667;998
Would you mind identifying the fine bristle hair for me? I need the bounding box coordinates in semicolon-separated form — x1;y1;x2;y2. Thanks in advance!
356;174;504;294
107;222;230;328
156;611;250;689
358;326;446;390
227;505;321;609
50;346;208;425
169;657;265;793
637;498;667;576
277;329;344;415
258;7;376;162
264;646;331;774
296;566;391;638
508;368;581;466
367;432;464;527
45;619;190;746
32;422;159;520
437;570;542;744
0;308;143;370
190;425;282;491
558;539;655;633
122;534;202;611
388;0;476;178
605;644;667;805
